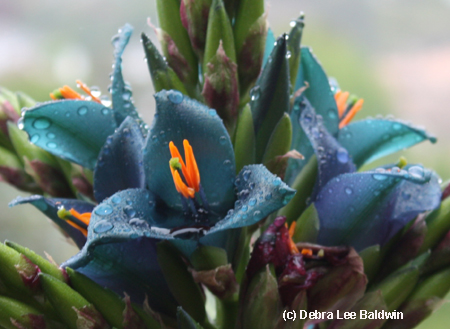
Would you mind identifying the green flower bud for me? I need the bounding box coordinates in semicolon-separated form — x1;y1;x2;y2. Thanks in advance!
39;273;108;329
233;104;256;174
67;267;160;329
241;265;281;329
359;245;382;282
287;14;305;91
0;296;51;329
202;41;239;133
419;196;450;253
141;32;188;95
278;156;317;224
292;203;320;243
262;113;293;177
156;0;198;89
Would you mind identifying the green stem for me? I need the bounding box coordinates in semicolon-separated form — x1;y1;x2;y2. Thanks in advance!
217;297;239;329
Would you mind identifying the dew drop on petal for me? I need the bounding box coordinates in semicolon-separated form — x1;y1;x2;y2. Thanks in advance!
33;118;51;130
94;220;114;233
111;195;121;204
77;106;88;116
336;147;349;164
95;204;113;216
124;206;136;218
30;134;39;143
47;142;57;149
345;187;353;195
167;90;183;104
408;165;424;179
273;177;282;186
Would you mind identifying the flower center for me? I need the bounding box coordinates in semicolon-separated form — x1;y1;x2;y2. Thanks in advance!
169;139;210;223
50;80;102;104
57;206;92;237
334;90;364;129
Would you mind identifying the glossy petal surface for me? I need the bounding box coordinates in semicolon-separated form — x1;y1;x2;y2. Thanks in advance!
144;90;235;216
21;100;117;169
110;24;142;126
209;165;296;233
315;165;441;251
338;118;437;168
94;117;145;202
300;104;356;200
9;195;93;248
295;47;338;135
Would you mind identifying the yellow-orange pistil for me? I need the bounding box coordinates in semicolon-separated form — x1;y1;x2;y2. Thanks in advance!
334;90;364;129
286;221;315;257
64;209;92;237
169;140;201;199
50;80;102;104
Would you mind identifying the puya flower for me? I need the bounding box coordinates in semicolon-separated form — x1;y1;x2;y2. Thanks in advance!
240;216;366;329
10;24;295;319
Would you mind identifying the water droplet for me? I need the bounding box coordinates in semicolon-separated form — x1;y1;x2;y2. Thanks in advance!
47;132;55;139
241;205;248;212
129;218;147;228
77;106;88;116
30;134;39;143
273;177;282;186
124;206;136;217
208;109;217;116
47;142;57;148
227;209;234;217
336;147;349;164
283;193;294;205
102;108;110;115
95;204;113;216
372;174;387;181
100;96;112;107
250;86;261;101
393;123;401;130
235;200;242;208
167;90;183;104
249;198;257;206
290;20;297;27
123;128;131;138
408;166;424;179
111;195;121;204
94;220;114;233
265;193;272;200
253;210;262;220
90;86;101;97
219;136;227;145
345;187;353;195
328;109;337;119
243;170;252;181
285;51;292;59
32;118;51;130
402;191;411;200
122;91;132;101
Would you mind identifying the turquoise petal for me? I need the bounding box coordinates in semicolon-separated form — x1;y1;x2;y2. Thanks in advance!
21;100;117;169
9;195;93;248
110;24;144;129
262;28;275;68
144;90;236;216
315;165;441;251
300;103;356;199
209;164;296;233
94;117;145;202
295;47;339;135
338;118;437;168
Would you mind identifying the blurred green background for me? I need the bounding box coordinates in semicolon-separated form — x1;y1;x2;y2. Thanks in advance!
1;0;449;327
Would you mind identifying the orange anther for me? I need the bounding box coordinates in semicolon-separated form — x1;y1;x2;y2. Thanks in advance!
69;209;92;226
76;80;102;104
339;99;364;129
60;85;84;100
301;248;313;256
66;221;88;237
50;93;57;100
169;141;192;187
289;221;296;238
335;91;349;118
183;140;200;192
170;166;195;199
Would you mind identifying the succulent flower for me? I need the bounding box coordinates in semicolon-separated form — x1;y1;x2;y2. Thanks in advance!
1;0;450;328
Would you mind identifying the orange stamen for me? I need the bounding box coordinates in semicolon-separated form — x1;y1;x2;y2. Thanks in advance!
66;221;88;237
50;93;57;100
286;222;300;254
339;99;364;129
301;248;313;256
76;80;102;104
69;209;92;226
59;85;84;100
335;91;349;118
170;166;195;199
183;140;200;192
169;142;193;188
